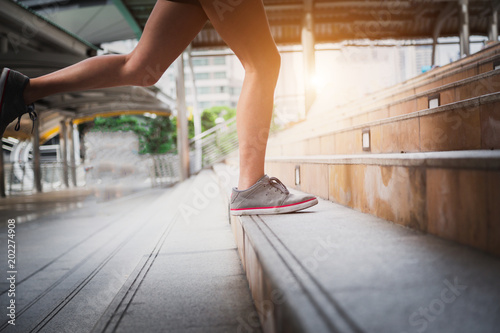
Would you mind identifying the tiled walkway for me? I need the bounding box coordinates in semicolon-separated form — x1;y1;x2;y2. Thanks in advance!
0;170;259;333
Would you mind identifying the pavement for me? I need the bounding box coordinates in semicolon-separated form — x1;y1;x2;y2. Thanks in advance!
0;170;260;333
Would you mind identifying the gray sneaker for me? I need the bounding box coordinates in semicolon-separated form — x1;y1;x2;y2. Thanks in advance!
0;68;37;137
230;175;318;215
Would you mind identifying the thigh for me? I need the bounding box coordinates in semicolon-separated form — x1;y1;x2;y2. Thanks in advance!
197;0;278;68
127;0;208;84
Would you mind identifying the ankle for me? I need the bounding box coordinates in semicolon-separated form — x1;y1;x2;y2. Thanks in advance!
23;81;34;105
238;174;265;191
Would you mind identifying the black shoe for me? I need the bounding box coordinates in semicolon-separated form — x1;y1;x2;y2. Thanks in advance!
0;68;37;137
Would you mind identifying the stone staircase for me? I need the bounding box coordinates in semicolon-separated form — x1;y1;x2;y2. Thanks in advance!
209;42;500;333
265;43;500;257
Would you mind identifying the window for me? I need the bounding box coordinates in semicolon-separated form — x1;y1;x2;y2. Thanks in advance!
230;87;241;95
213;56;226;65
214;72;226;79
194;73;210;80
197;87;212;94
199;101;211;110
193;58;209;66
215;86;227;93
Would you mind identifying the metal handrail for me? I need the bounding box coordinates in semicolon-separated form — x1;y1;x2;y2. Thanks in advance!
189;116;236;143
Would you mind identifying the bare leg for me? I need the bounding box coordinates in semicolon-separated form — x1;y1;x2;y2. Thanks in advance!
24;1;208;104
198;0;281;190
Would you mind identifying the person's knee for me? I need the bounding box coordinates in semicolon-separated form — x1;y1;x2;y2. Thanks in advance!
123;53;166;87
268;48;281;79
244;46;281;81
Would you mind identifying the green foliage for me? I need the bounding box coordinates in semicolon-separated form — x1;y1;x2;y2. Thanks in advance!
92;115;141;132
187;106;237;138
139;116;175;155
91;115;176;155
89;105;237;155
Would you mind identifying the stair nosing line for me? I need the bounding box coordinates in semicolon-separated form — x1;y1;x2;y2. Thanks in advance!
255;215;364;333
243;214;363;333
266;150;500;170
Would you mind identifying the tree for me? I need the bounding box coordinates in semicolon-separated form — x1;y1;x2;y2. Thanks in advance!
91;115;176;155
187;106;236;137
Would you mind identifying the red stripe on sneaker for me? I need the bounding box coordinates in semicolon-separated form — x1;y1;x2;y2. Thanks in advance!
230;197;316;211
0;69;11;116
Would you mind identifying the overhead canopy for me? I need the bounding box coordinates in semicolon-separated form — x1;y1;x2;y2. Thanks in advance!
11;0;500;49
194;0;499;48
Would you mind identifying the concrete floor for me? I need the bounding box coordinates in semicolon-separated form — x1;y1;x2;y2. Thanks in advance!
0;170;260;333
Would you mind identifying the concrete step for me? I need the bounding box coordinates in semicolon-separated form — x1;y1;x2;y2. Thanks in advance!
268;92;500;156
213;163;500;333
310;43;500;119
0;170;259;332
264;150;500;257
339;68;500;127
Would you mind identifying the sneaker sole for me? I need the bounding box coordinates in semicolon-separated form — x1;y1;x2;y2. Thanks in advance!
230;197;318;216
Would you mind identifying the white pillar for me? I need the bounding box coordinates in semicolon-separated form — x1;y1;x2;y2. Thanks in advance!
459;0;470;58
302;0;316;113
489;7;498;42
176;54;190;181
69;120;77;187
60;120;69;188
187;45;202;173
32;117;42;193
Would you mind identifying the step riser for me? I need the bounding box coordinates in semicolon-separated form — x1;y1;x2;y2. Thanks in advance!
265;161;500;257
326;51;500;116
274;74;500;148
351;70;500;117
268;97;500;155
